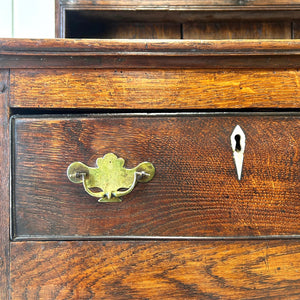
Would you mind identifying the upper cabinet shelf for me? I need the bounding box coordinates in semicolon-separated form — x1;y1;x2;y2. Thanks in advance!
56;0;300;39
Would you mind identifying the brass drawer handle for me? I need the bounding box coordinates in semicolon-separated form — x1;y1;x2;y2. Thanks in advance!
67;153;155;202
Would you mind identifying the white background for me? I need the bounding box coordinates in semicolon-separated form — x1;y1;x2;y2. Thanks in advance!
0;0;55;38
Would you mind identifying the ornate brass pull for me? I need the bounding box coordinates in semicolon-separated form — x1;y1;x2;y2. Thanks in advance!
67;153;155;202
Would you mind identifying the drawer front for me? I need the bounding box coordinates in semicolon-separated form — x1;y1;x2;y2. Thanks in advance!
10;240;300;299
11;114;299;239
10;69;300;109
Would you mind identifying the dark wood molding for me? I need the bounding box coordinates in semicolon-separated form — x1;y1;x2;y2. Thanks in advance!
3;39;300;69
3;39;300;54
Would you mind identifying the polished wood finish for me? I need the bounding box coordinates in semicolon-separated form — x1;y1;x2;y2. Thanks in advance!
11;240;300;299
0;71;10;300
10;68;300;109
12;114;300;238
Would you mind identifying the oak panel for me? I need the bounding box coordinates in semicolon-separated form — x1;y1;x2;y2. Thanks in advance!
293;21;300;39
183;21;291;39
95;22;180;39
12;114;300;238
10;240;300;299
10;69;300;109
67;20;181;39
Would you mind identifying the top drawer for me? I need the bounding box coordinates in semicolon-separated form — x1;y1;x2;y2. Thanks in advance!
11;113;299;240
10;69;300;109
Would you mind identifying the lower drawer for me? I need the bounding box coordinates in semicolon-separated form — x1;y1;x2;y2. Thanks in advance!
10;240;300;299
11;113;300;239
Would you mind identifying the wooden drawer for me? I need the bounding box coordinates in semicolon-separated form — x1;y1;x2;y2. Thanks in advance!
10;240;300;299
10;69;300;109
11;113;299;239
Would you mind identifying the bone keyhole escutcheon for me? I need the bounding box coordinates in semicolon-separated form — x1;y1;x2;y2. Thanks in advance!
231;125;246;180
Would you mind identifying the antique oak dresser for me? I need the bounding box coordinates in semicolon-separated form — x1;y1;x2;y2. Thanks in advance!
1;2;300;299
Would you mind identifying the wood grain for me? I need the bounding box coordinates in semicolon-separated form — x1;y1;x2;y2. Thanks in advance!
10;240;300;299
10;68;300;109
183;21;291;39
11;114;300;238
293;21;300;39
0;71;9;299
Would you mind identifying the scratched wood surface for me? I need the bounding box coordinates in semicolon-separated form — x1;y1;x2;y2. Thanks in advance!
10;68;300;109
0;71;9;300
12;114;300;238
10;240;300;299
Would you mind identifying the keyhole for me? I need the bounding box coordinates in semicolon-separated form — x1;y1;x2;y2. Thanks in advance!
231;125;245;181
235;134;241;152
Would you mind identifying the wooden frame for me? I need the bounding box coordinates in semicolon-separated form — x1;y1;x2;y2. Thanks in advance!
55;0;300;38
